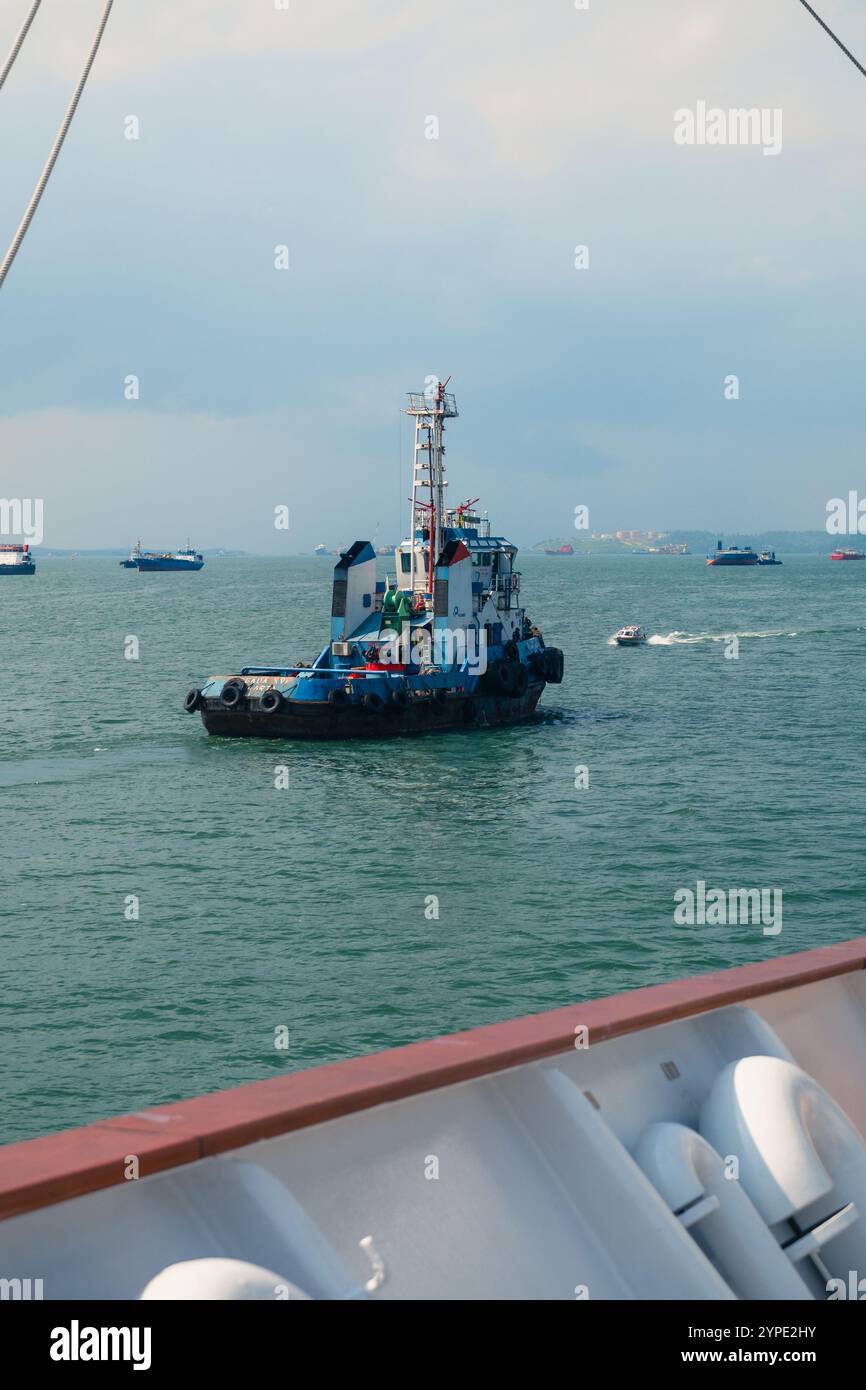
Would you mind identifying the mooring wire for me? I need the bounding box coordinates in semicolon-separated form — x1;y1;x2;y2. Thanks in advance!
798;0;866;81
0;0;43;94
0;0;116;292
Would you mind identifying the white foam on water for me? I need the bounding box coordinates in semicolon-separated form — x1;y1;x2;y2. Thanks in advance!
646;629;796;646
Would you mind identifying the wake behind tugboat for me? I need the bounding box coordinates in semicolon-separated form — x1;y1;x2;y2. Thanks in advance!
184;383;563;739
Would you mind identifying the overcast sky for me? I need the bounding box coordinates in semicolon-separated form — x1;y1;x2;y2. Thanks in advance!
1;0;865;550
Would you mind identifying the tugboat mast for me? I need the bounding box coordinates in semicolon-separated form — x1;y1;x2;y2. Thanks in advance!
405;379;458;601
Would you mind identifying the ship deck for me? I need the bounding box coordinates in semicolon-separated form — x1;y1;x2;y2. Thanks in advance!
2;938;866;1299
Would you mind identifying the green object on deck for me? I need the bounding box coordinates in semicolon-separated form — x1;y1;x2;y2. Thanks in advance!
381;589;413;632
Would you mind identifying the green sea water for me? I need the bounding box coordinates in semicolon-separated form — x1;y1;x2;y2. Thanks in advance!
2;553;864;1144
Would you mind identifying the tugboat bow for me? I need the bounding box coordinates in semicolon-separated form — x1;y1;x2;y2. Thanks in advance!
185;383;563;739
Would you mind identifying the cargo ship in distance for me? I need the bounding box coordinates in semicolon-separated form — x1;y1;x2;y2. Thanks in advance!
830;547;865;560
124;543;204;572
0;543;35;575
706;540;758;566
184;382;564;739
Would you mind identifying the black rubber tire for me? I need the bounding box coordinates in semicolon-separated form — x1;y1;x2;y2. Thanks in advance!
183;688;201;713
328;687;348;706
494;661;516;694
363;691;384;712
512;664;529;697
433;688;448;709
392;688;409;709
260;688;284;714
220;679;247;709
543;648;564;684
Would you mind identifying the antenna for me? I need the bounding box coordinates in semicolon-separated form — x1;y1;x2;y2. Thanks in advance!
404;380;458;602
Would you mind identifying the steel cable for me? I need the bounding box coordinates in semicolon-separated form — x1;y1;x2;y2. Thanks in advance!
0;0;115;292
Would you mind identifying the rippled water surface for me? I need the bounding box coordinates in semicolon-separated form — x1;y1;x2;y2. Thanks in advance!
2;554;863;1142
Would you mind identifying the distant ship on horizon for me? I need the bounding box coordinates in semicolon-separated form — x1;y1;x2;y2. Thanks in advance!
122;541;204;571
706;540;758;567
0;543;35;575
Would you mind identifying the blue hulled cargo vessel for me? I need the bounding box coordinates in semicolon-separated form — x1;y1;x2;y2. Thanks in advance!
132;543;204;572
184;382;563;739
0;544;36;575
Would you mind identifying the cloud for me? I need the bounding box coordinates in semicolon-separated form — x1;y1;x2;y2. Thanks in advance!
2;0;433;85
4;0;866;541
0;406;385;550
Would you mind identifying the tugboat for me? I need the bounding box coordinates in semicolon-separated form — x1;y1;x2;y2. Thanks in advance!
313;543;329;557
184;382;564;739
706;540;758;566
0;543;35;575
757;549;781;565
136;542;204;572
613;625;646;646
119;540;141;568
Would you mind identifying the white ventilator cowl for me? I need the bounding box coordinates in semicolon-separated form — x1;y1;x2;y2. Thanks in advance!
140;1258;310;1300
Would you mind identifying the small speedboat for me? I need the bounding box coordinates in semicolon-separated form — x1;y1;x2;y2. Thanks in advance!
614;625;646;646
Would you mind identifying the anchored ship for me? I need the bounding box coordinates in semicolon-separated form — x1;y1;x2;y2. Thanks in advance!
135;543;204;572
757;549;782;565
0;543;35;575
314;543;329;556
184;383;563;739
830;547;865;560
706;540;758;567
3;937;866;1299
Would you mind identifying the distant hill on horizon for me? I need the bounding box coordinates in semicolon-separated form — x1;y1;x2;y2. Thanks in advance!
531;530;841;556
667;530;841;555
32;548;249;558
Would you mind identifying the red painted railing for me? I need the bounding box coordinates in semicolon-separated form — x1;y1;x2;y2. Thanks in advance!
1;937;864;1220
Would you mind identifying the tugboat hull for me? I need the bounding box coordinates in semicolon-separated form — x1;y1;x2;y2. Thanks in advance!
199;681;546;740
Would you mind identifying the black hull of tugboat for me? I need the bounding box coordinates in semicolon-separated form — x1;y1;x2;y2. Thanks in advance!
199;682;546;740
